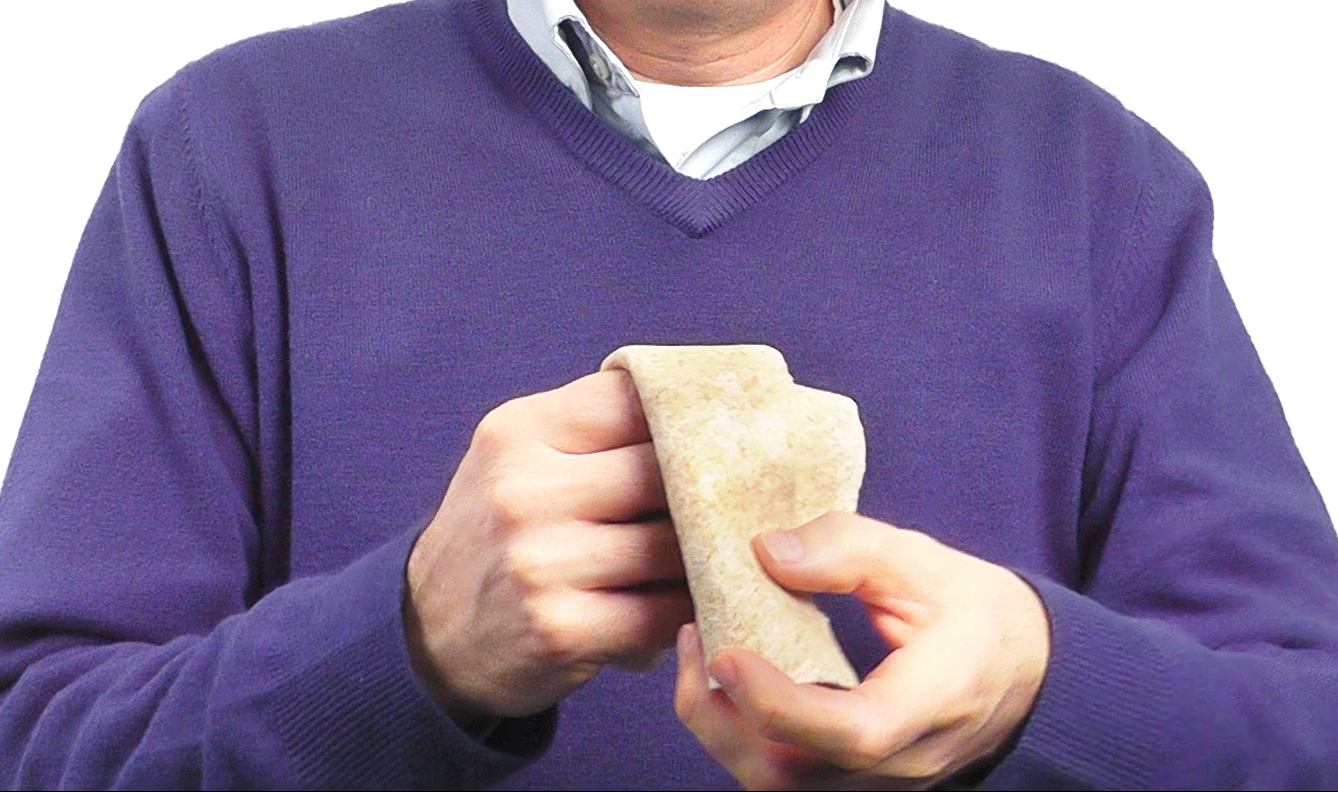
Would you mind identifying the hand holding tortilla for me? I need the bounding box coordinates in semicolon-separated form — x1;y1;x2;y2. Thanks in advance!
674;514;1052;790
405;371;693;725
602;345;1050;788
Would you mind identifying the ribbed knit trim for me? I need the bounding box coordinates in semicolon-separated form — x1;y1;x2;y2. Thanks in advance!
462;0;883;238
267;528;545;789
986;575;1172;790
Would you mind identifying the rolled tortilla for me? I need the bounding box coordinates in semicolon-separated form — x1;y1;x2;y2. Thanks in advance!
601;344;863;688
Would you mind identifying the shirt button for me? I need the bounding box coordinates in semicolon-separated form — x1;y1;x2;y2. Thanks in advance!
589;51;613;84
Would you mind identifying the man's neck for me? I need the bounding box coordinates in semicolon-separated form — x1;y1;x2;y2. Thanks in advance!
572;0;834;86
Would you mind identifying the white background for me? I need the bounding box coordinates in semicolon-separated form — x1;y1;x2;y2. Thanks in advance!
1;2;1334;517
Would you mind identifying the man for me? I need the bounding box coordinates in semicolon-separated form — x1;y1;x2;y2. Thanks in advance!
1;0;1335;789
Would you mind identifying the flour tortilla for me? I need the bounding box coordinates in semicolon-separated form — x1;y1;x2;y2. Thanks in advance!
601;344;863;688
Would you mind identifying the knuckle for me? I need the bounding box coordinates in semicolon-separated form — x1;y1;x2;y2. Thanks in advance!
826;712;896;773
843;728;894;773
487;474;539;529
471;401;524;455
529;606;581;662
498;529;554;594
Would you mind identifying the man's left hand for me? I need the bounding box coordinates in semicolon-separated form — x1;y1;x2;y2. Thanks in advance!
674;513;1051;790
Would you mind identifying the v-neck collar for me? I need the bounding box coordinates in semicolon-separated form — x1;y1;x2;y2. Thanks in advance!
465;0;882;238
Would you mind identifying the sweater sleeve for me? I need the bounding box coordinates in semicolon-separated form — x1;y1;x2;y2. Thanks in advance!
984;130;1338;789
0;75;545;789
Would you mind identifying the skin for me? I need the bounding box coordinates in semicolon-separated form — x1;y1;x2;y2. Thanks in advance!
404;0;1054;780
405;371;694;728
404;369;1052;786
573;0;834;85
675;515;1051;790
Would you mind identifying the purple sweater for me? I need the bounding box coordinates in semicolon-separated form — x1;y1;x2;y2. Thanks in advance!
1;0;1335;788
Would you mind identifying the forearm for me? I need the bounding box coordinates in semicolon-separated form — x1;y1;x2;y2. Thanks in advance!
0;526;545;789
987;576;1338;789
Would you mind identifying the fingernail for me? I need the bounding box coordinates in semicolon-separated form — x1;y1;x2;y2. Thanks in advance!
677;623;697;661
760;531;804;563
710;654;738;690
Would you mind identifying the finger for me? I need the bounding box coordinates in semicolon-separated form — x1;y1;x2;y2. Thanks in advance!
675;623;740;733
674;626;773;780
678;628;850;790
569;585;696;666
551;441;667;521
511;518;684;590
711;644;957;777
526;369;651;454
752;513;949;610
710;647;875;759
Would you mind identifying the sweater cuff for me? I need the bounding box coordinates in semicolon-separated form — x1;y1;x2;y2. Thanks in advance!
983;575;1172;790
264;525;553;788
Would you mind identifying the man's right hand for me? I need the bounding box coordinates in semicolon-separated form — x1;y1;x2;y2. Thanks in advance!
404;370;692;727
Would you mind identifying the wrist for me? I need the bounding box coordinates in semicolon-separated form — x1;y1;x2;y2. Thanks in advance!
401;588;498;735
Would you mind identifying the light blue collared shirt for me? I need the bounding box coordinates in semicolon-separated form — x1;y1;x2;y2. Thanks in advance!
507;0;886;179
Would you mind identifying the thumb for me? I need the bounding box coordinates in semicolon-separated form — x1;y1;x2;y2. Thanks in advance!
753;513;947;603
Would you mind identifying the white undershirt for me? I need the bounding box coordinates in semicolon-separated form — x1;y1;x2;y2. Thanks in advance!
508;0;884;179
631;73;792;171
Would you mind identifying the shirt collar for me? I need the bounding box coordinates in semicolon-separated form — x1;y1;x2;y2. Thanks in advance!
507;0;885;111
